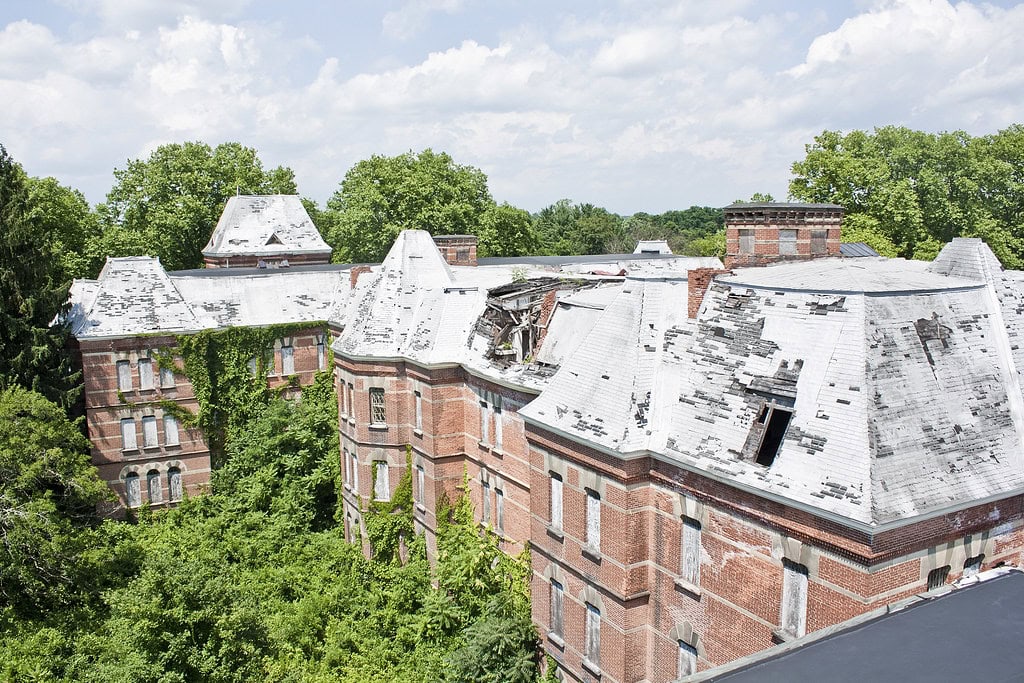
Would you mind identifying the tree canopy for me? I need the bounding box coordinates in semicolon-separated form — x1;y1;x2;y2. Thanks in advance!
0;145;80;407
96;141;298;272
789;126;1024;266
324;149;500;263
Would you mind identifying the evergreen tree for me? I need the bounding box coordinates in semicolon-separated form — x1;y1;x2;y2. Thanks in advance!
0;145;79;407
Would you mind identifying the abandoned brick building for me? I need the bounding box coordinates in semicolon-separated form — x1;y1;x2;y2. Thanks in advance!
68;197;1024;682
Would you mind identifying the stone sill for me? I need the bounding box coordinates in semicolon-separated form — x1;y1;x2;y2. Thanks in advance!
546;525;565;542
581;657;602;678
368;424;388;431
582;546;602;564
674;578;702;598
546;632;565;649
347;417;356;426
415;503;427;514
413;429;423;438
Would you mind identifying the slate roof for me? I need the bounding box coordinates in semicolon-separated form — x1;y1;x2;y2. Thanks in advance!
202;195;331;258
696;569;1024;683
838;242;881;258
521;240;1024;528
633;240;673;254
331;230;716;390
68;257;349;339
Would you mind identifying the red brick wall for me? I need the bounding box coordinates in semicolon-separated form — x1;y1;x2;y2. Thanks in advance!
526;420;1024;682
723;206;843;269
687;268;731;319
432;235;478;267
80;325;327;511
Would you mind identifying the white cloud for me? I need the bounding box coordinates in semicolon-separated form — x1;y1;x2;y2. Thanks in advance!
1;1;1023;214
382;0;468;41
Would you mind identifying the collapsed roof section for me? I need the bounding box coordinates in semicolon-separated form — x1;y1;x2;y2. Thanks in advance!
522;241;1024;528
202;195;331;259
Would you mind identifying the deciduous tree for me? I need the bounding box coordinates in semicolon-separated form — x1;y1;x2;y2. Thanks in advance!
96;141;298;271
324;149;495;263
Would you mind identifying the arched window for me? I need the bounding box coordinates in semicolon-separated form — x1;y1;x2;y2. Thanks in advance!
147;470;162;504
125;472;141;507
167;467;182;502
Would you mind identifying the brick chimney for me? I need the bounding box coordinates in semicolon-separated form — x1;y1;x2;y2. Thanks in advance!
349;265;371;289
723;203;843;269
688;268;731;318
433;235;478;267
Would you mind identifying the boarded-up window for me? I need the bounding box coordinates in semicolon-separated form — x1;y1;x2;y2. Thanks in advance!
316;335;326;370
340;377;348;416
343;449;350;486
138;358;154;390
142;416;158;448
248;357;258;376
811;229;827;255
493;396;503;449
120;418;137;450
163;414;179;446
585;602;601;667
116;360;132;391
351;451;359;491
780;560;808;637
550;473;563;530
482;480;491;524
281;344;295;375
963;554;985;578
373;461;389;501
347;384;354;419
779;229;798;255
147;469;162;504
414;390;423;430
160;365;175;388
586;489;601;552
125;472;141;507
682;517;701;586
738;228;754;254
928;565;951;590
167;467;182;502
550;580;564;639
678;640;697;677
495;487;505;534
416;465;425;505
370;388;386;425
480;400;490;444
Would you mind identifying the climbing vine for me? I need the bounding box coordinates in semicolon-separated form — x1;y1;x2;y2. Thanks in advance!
172;322;326;465
365;445;414;563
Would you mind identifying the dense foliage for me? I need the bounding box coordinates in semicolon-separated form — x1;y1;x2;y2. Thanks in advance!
94;141;299;272
534;198;725;258
0;367;538;681
0;146;80;407
790;125;1024;266
322;149;542;263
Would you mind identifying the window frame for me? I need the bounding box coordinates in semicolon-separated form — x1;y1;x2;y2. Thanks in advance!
120;417;137;451
586;489;601;553
147;469;162;504
138;357;154;391
550;579;564;640
414;390;423;431
738;228;754;255
778;228;798;255
167;467;183;502
780;560;809;638
116;360;132;392
142;415;158;449
584;602;601;670
550;473;563;531
280;343;295;375
373;460;389;501
681;517;701;587
163;414;180;446
124;472;141;507
369;387;386;426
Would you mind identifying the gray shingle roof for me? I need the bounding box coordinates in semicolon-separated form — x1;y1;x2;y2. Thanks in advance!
202;195;331;258
68;257;349;339
521;241;1024;528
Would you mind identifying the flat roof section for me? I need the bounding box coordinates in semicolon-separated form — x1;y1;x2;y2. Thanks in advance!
696;570;1024;683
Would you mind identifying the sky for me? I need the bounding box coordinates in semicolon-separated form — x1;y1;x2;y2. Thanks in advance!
1;0;1022;215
